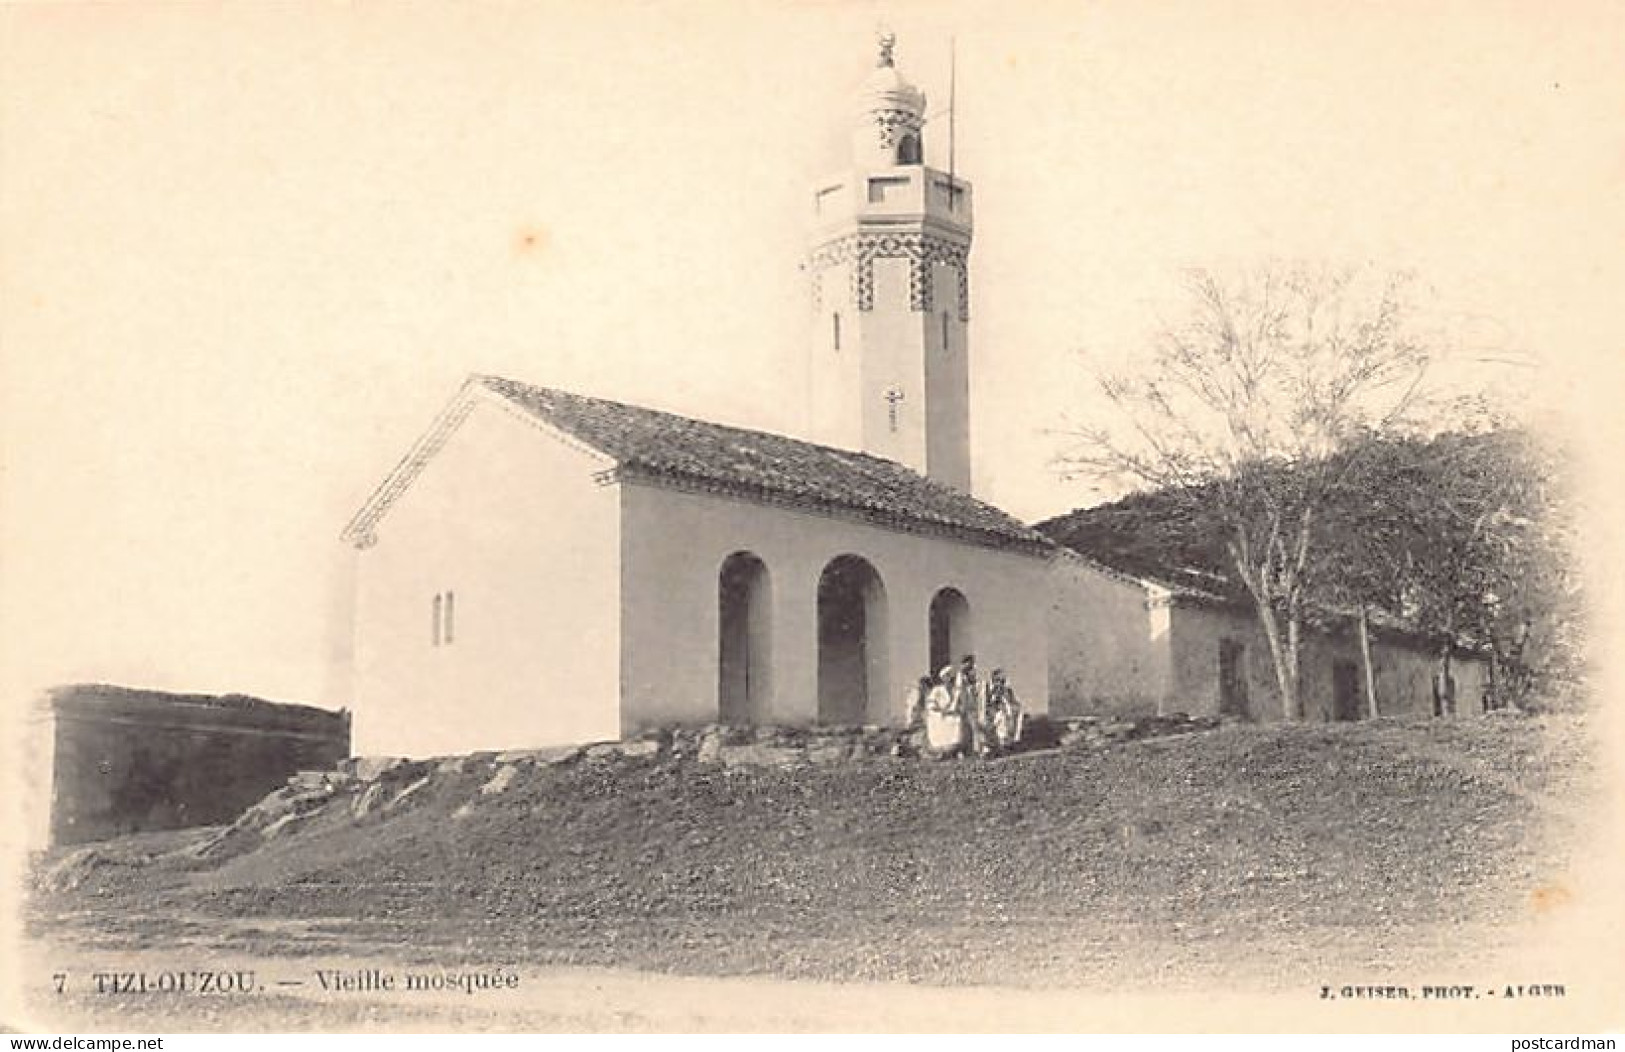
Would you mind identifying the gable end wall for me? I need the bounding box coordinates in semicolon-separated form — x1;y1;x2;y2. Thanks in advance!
351;399;621;757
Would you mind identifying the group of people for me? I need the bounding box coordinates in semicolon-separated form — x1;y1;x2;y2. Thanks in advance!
903;654;1024;759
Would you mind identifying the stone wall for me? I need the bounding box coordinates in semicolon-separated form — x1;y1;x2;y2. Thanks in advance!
45;684;351;846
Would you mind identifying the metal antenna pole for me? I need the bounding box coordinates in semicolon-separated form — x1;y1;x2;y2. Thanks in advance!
948;35;957;211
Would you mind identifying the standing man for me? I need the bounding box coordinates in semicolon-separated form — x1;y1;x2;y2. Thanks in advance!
987;668;1022;754
958;654;989;756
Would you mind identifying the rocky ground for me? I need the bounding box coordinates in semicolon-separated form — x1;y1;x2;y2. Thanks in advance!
18;711;1611;1030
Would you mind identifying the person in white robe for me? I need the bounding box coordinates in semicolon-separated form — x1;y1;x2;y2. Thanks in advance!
924;665;966;757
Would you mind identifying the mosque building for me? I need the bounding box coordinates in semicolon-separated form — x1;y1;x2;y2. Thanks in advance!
342;37;1487;757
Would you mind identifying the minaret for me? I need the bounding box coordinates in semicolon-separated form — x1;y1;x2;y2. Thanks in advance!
806;33;974;492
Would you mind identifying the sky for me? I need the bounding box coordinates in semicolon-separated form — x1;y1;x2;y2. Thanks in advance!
3;0;1623;711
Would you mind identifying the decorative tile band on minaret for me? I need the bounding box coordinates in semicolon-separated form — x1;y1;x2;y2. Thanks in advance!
808;232;970;320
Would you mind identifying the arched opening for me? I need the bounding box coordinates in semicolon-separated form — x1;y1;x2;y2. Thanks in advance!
718;552;772;724
928;587;973;675
896;133;922;165
817;554;889;724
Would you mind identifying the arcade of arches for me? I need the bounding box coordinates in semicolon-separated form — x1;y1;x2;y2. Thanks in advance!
717;552;977;726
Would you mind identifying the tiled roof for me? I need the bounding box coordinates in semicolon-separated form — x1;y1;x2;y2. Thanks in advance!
1037;494;1478;653
1035;494;1241;602
476;375;1052;552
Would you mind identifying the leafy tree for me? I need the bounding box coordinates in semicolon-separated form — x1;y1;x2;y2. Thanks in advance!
1318;430;1584;711
1047;427;1584;715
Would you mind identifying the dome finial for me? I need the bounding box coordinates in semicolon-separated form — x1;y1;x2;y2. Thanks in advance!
876;29;896;68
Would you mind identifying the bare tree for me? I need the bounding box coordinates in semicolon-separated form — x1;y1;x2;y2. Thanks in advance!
1055;264;1432;719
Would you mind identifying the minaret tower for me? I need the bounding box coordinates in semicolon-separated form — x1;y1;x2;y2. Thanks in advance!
806;33;974;492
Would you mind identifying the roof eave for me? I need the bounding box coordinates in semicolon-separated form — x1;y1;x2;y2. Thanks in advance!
618;464;1053;556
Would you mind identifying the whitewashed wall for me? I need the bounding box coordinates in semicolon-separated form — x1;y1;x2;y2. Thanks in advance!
1167;603;1281;719
1046;555;1173;717
351;396;622;758
618;479;1051;732
1169;601;1491;721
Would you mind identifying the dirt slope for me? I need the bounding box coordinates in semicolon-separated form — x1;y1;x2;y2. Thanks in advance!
31;714;1600;989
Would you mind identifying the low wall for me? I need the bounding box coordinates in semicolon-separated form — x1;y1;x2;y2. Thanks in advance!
46;684;351;846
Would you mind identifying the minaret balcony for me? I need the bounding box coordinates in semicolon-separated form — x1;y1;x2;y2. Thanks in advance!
811;166;973;240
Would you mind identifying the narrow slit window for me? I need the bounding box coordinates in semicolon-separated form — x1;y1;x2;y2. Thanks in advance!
444;591;455;645
432;593;443;647
832;311;842;350
941;310;950;351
